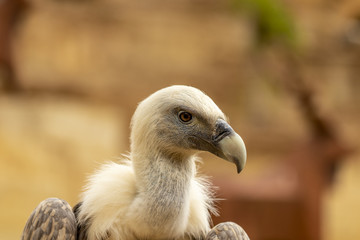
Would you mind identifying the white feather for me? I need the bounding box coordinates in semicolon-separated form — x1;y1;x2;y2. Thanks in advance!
77;86;225;240
78;160;216;240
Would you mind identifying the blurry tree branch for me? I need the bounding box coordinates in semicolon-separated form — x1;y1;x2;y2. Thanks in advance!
231;2;352;239
280;51;351;183
0;0;28;92
232;0;350;180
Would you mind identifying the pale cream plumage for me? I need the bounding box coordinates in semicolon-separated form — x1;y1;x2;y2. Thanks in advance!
76;85;246;239
22;85;247;240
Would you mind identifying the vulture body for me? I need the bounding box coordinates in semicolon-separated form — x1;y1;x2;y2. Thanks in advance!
22;85;248;240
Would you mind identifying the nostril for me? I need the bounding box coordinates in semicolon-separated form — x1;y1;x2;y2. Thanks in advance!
213;119;233;142
213;130;231;142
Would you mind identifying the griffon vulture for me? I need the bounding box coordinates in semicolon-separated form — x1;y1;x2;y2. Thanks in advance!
22;85;249;240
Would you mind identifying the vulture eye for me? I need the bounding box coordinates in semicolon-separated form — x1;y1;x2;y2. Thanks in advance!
178;111;192;123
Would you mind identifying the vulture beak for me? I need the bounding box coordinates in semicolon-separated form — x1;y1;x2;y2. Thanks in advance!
211;119;247;173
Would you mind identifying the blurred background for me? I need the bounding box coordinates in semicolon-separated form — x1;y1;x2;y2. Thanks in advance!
0;0;359;239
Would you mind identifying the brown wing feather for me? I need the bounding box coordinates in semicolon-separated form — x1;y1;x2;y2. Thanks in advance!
205;222;250;240
22;198;77;240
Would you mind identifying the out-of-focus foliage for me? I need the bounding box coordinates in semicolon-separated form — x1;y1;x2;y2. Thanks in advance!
231;0;297;48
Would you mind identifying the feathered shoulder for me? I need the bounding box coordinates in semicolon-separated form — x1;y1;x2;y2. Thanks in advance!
77;158;137;239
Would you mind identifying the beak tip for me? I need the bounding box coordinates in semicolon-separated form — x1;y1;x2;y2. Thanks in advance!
235;158;244;174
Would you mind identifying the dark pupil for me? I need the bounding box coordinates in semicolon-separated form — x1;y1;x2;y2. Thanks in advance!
180;112;191;122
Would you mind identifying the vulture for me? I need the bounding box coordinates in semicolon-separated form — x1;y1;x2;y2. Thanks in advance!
22;85;249;240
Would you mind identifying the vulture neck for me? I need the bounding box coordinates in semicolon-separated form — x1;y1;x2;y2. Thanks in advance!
132;147;196;188
131;146;196;236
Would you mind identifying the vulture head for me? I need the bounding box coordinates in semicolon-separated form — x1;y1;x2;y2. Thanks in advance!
130;85;246;173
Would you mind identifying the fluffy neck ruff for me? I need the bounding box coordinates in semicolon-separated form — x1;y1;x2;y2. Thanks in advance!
129;148;196;239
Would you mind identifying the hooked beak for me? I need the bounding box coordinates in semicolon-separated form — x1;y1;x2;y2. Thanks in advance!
212;119;247;173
